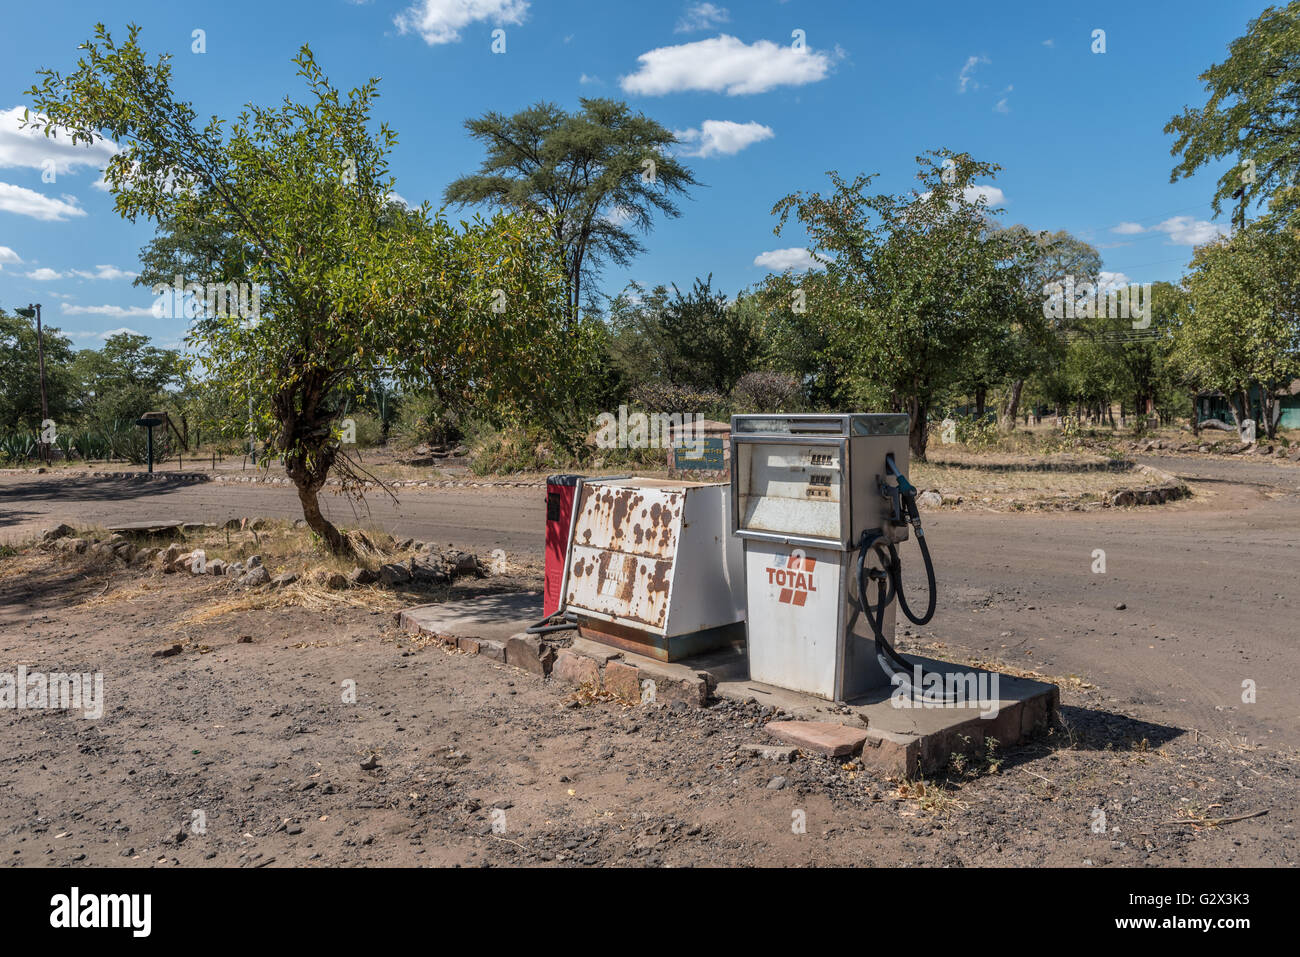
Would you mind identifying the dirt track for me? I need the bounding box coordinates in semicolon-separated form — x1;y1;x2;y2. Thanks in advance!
1;455;1298;867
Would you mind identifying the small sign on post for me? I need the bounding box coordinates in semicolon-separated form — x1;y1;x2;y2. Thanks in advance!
136;413;167;474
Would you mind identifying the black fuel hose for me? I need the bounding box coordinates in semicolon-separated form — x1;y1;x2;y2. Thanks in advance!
885;455;937;626
857;529;955;702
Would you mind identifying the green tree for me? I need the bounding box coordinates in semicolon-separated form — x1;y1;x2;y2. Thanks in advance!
71;331;183;429
0;308;76;430
1166;2;1300;233
29;25;582;552
1178;227;1300;437
987;227;1099;428
445;99;699;322
772;152;1030;459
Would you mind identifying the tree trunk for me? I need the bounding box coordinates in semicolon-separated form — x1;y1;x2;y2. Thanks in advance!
296;481;349;554
1191;392;1200;437
907;395;928;462
1001;379;1024;432
974;386;986;419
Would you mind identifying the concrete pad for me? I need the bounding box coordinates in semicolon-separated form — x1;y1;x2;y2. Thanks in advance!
399;591;542;643
714;652;1057;777
765;720;869;758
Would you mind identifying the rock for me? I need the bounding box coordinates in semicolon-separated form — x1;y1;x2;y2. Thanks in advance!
767;776;788;790
379;563;412;587
348;567;378;586
505;633;556;677
764;720;869;758
42;523;76;542
240;566;272;588
247;555;263;569
324;571;349;590
152;643;183;658
409;557;451;585
917;490;943;508
268;571;296;588
1115;602;1127;610
88;542;116;561
206;559;228;577
58;538;88;554
740;744;798;763
359;754;380;771
449;551;483;578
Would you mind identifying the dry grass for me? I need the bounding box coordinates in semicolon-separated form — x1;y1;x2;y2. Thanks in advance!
913;451;1132;504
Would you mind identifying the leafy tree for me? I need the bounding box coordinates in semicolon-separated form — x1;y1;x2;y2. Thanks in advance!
1166;2;1300;233
28;25;582;552
754;268;854;410
987;226;1099;428
0;308;76;430
771;152;1029;459
445;99;699;322
1178;227;1300;437
71;331;183;429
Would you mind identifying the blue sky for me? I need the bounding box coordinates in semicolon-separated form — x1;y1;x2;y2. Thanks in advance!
0;0;1262;349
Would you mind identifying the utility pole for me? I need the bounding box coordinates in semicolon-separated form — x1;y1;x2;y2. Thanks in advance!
23;303;52;465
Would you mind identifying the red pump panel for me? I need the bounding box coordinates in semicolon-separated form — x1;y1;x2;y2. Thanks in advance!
544;474;582;617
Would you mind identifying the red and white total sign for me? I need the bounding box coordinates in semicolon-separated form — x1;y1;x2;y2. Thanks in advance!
765;549;818;607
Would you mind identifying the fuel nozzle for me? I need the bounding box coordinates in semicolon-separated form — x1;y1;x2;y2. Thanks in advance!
880;452;923;531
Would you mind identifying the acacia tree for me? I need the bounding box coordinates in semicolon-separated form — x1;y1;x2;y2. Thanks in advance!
1166;2;1300;233
445;98;699;323
771;152;1030;459
28;25;581;552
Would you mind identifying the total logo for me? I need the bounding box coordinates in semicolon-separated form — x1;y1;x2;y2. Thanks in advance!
766;549;818;606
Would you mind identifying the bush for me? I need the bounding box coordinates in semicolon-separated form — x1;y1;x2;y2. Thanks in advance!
628;382;727;418
731;371;801;413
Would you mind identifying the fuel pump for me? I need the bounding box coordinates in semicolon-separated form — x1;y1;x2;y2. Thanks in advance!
731;414;946;701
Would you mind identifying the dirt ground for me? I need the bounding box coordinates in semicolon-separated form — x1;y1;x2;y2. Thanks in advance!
1;453;1298;867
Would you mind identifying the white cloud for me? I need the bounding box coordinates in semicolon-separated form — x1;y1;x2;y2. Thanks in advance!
60;304;154;318
1042;39;1054;48
71;264;138;281
754;247;822;272
993;97;1009;114
67;327;143;340
0;106;118;177
579;73;601;85
675;3;729;33
676;119;774;157
604;205;636;227
1098;271;1132;292
0;182;86;221
962;184;1004;206
1153;216;1230;245
26;267;62;280
958;55;989;93
1112;216;1230;245
0;246;20;268
395;0;529;45
621;34;834;96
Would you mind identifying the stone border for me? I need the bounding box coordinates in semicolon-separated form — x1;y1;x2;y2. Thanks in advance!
1103;463;1191;508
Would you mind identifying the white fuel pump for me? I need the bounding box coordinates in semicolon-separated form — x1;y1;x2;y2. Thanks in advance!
730;413;947;702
